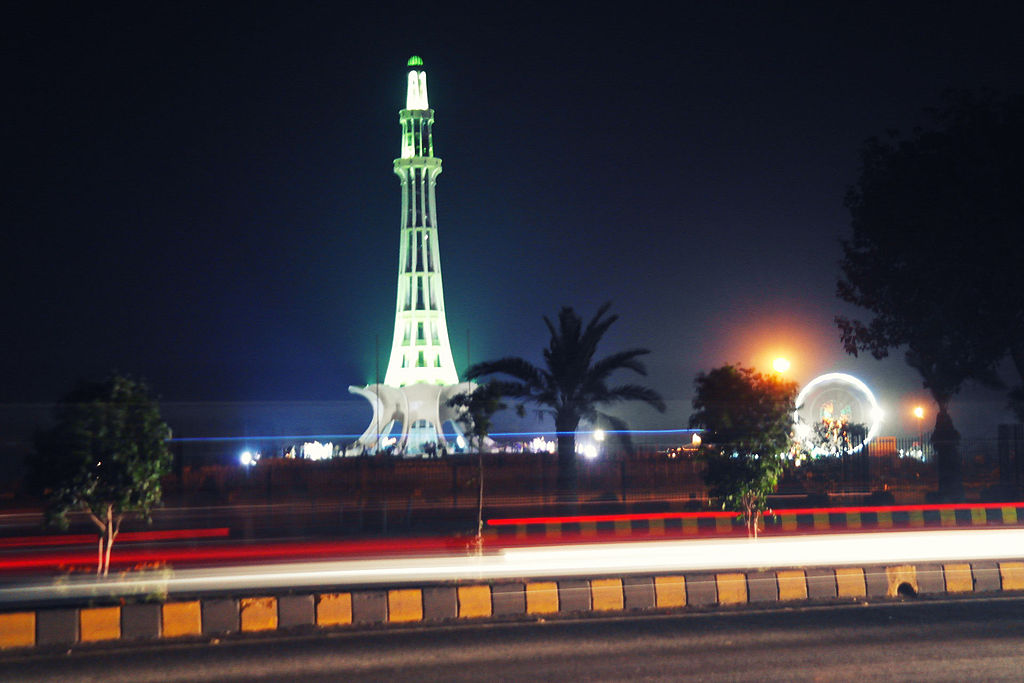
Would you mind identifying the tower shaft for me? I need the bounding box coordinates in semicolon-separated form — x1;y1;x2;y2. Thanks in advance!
348;58;469;457
384;64;458;387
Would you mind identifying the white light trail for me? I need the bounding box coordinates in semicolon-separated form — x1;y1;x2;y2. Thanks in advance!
2;528;1022;605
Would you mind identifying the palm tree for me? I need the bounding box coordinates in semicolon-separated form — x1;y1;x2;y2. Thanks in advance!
465;302;666;500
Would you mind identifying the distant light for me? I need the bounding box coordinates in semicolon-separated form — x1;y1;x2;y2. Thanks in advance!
581;444;599;460
456;435;466;449
772;357;791;374
302;441;334;461
913;406;925;420
239;450;259;467
528;436;556;454
594;429;606;442
691;433;702;447
794;372;883;451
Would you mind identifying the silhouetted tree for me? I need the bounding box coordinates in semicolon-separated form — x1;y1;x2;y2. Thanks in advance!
448;382;507;549
689;365;798;537
466;302;665;502
28;374;172;575
837;91;1024;498
448;382;507;455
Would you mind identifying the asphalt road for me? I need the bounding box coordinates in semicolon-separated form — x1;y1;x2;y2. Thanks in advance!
4;596;1024;681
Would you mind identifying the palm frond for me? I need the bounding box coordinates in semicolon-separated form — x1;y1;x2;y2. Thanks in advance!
601;384;667;412
466;357;545;387
581;302;617;351
590;348;651;381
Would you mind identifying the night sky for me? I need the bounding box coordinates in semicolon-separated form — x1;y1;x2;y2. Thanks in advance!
5;2;1023;441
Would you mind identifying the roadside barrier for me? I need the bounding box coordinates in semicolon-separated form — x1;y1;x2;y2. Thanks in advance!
3;559;1023;651
484;502;1024;540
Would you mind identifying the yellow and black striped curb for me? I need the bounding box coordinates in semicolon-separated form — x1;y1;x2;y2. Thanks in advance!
2;560;1023;650
485;504;1024;540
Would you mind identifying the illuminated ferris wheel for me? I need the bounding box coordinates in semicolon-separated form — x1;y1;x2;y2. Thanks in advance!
793;373;883;454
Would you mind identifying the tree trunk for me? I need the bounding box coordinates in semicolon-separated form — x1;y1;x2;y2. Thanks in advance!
743;496;758;539
554;414;579;507
933;405;963;502
102;504;113;576
475;448;484;554
104;524;113;576
87;507;109;576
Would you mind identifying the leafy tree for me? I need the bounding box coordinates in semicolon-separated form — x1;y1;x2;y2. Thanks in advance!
28;374;173;575
448;382;508;550
836;91;1024;498
689;365;798;537
466;302;665;501
448;382;508;455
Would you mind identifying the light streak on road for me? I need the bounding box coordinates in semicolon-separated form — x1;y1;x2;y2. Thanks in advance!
2;528;1023;606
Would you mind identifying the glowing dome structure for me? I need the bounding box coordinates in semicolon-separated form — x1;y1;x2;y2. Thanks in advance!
348;57;469;456
794;372;883;454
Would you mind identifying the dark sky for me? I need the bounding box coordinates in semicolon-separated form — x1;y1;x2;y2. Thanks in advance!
5;1;1023;439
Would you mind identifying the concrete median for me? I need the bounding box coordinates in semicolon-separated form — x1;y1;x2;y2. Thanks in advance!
4;558;1024;651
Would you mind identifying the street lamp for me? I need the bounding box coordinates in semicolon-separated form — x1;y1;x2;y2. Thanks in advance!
772;357;791;374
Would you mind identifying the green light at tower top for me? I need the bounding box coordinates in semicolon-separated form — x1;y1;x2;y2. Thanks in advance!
407;55;423;67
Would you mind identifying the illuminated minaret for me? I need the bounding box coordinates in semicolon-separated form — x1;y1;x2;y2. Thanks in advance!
349;57;469;455
384;56;459;386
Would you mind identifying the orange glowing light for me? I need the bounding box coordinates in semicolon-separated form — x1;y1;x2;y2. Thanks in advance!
913;406;925;420
772;357;791;374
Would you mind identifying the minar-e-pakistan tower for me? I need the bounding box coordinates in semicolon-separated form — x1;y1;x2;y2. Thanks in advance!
349;57;471;455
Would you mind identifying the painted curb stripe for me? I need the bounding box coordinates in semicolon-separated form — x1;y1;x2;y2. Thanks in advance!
162;601;201;638
654;575;686;607
944;563;974;592
7;559;1024;650
716;573;747;604
1000;562;1024;590
884;565;917;598
80;606;120;642
591;578;624;611
835;567;866;597
457;585;491;618
240;597;277;632
388;589;423;623
525;581;559;614
317;593;352;626
777;570;807;601
492;504;1024;539
0;612;35;649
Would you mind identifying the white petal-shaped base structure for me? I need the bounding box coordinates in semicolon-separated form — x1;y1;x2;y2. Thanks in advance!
348;382;473;456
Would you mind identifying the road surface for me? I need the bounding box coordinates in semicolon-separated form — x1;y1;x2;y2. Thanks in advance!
3;595;1024;681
